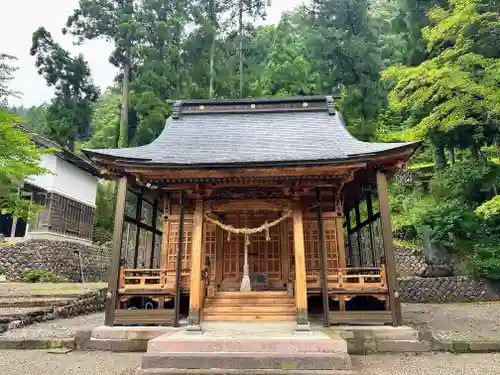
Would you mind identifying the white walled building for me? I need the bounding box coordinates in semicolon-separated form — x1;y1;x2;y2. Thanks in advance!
0;128;100;245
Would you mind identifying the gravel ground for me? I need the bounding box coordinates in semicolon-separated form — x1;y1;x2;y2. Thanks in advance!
0;350;500;375
0;313;104;340
402;302;500;341
353;352;500;375
0;350;142;375
0;283;106;297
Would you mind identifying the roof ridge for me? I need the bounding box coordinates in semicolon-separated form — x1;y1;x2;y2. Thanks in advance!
168;95;339;118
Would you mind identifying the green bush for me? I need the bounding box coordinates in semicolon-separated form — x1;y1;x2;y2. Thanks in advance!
22;269;69;283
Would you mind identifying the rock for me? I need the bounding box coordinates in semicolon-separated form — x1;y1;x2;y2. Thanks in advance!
0;275;7;283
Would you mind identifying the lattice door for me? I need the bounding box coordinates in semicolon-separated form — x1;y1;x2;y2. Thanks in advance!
247;224;281;281
223;229;240;281
167;222;192;271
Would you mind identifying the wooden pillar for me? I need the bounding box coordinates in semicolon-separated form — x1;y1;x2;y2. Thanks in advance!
376;171;402;326
133;190;143;268
160;195;171;270
279;221;289;284
149;199;158;268
104;177;127;326
292;199;310;330
315;188;329;327
188;199;204;329
174;192;185;327
215;225;224;287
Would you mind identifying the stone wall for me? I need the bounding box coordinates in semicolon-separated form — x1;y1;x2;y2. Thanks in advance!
398;276;500;303
0;240;110;282
395;246;428;277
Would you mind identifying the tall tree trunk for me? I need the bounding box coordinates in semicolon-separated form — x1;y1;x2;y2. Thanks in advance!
118;45;131;148
239;0;244;97
174;0;182;97
208;0;216;98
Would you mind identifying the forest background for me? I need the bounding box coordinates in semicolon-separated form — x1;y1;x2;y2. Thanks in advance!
1;0;500;279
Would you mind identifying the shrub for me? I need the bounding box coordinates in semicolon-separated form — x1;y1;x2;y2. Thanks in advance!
22;269;69;283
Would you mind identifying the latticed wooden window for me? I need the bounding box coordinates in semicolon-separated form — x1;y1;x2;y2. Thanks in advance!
167;222;192;270
324;220;339;271
204;223;216;280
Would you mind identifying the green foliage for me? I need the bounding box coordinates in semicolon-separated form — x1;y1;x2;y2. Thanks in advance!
93;180;117;244
84;90;121;149
0;111;52;220
22;269;69;283
383;0;500;163
475;195;500;219
430;161;499;203
30;27;99;151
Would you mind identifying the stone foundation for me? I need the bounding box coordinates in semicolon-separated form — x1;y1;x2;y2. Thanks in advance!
398;276;500;303
0;240;110;282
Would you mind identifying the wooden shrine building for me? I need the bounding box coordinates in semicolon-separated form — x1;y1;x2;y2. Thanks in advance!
84;96;419;330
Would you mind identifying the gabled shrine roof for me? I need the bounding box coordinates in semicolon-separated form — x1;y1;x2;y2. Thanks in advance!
83;96;419;168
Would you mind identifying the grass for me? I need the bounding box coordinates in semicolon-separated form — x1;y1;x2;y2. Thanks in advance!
394;238;422;252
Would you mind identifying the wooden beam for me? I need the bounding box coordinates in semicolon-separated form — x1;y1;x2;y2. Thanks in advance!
188;199;204;329
376;171;402;326
292;200;310;329
105;176;127;326
127;163;367;180
149;199;158;268
173;192;185;327
315;188;329;327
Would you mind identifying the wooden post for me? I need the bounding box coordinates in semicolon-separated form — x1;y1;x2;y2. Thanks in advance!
279;221;289;284
366;190;377;266
354;202;364;266
150;199;158;268
188;199;204;330
376;171;402;326
215;225;224;287
105;177;127;326
315;188;329;327
133;190;143;268
292;199;310;330
160;194;171;270
173;192;185;327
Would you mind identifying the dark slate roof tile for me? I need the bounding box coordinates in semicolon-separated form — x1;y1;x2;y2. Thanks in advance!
85;110;417;166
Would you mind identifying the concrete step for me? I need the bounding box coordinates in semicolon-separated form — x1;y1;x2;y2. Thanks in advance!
141;352;353;371
148;337;347;353
138;369;356;374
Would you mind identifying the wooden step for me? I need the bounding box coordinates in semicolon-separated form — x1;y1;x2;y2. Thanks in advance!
203;306;295;313
205;299;295;306
203;314;296;321
214;291;289;298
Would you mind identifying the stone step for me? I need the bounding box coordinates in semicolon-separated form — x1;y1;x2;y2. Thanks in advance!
0;307;48;319
147;337;347;354
138;369;356;374
0;297;75;308
141;352;353;371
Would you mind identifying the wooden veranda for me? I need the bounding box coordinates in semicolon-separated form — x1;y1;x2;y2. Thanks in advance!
84;96;419;329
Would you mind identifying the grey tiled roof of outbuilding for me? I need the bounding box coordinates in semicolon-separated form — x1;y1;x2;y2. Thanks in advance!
84;100;418;167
